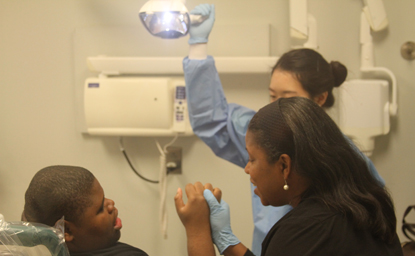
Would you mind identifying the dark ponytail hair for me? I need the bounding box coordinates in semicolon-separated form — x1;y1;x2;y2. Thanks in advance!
272;49;347;108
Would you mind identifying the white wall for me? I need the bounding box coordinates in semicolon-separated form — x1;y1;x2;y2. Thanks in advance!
0;0;414;255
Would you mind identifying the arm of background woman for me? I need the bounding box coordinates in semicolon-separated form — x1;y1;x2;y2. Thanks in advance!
183;4;255;168
175;184;216;256
365;156;385;186
184;56;255;168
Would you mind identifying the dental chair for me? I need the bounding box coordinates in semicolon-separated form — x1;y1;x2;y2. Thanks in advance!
0;214;70;256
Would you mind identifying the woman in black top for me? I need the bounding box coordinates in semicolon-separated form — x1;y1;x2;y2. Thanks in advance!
175;97;403;256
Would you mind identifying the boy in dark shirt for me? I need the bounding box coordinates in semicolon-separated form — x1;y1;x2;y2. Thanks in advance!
22;165;148;256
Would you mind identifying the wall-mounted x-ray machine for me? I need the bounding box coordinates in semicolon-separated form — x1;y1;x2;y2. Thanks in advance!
336;0;397;157
84;76;193;137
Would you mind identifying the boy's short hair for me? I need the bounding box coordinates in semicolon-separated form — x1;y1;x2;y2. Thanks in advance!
24;165;95;226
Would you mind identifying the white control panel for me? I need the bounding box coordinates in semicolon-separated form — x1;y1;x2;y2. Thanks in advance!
172;85;187;132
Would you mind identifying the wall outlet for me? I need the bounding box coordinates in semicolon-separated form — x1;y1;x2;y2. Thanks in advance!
166;146;182;174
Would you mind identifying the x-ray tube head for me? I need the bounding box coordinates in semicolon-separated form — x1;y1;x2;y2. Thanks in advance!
139;0;190;39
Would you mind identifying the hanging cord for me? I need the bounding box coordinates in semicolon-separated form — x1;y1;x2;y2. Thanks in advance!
119;135;178;237
156;133;178;239
119;137;159;184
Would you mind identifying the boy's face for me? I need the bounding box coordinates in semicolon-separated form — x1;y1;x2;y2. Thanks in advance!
66;178;122;252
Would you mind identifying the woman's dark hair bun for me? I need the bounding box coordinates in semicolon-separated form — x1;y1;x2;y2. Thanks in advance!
330;61;348;87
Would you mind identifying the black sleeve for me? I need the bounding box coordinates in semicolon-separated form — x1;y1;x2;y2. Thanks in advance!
244;249;256;256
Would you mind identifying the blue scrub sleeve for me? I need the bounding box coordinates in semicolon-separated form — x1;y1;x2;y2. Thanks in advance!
365;155;385;186
344;136;385;186
183;56;254;168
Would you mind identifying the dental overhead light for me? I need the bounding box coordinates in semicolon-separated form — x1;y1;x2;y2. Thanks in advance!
139;0;200;39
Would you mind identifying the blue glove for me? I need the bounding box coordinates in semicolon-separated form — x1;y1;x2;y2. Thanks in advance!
203;189;240;254
188;4;215;45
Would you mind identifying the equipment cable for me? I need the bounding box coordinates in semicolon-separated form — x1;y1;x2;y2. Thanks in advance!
119;137;159;183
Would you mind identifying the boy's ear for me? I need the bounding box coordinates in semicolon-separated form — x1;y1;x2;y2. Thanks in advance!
21;211;27;221
63;220;75;243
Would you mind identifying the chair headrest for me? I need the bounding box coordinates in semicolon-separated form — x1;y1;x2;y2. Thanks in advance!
0;214;70;256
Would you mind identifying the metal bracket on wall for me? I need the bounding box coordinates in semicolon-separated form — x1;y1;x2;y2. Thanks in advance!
166;146;182;174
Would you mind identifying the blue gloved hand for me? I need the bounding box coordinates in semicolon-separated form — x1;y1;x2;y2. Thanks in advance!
203;189;240;254
188;4;215;45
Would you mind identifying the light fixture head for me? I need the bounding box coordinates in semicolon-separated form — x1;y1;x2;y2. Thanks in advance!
139;0;190;39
